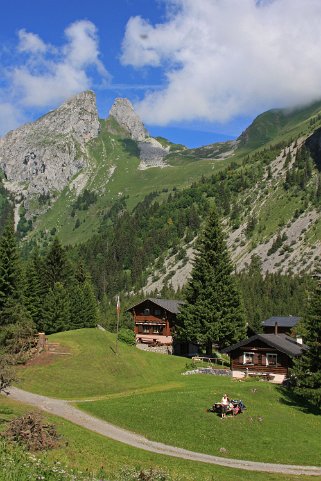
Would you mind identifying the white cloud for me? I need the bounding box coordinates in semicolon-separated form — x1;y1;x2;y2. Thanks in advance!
18;29;48;54
121;0;321;125
0;20;110;135
12;20;110;108
0;102;26;136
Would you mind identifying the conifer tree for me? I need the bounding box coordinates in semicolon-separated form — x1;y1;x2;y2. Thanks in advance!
69;278;98;330
44;237;72;289
292;277;321;407
43;282;70;334
177;206;246;351
68;283;86;330
24;249;45;331
81;279;98;328
0;217;23;323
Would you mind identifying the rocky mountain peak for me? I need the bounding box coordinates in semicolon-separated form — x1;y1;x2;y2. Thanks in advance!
0;90;100;203
109;98;148;141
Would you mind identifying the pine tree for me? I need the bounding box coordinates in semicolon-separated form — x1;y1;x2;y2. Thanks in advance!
0;217;23;323
68;283;86;330
44;237;72;289
81;280;98;328
177;206;246;351
68;260;98;330
42;282;70;334
292;277;321;407
24;249;45;331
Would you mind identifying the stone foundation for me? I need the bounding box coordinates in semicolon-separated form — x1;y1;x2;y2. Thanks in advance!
136;343;173;354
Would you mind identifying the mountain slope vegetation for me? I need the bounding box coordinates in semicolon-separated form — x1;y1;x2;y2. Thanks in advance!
2;95;321;300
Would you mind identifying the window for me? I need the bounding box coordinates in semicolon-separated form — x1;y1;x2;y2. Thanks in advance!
243;352;254;365
266;353;277;366
152;325;163;334
154;309;161;316
143;308;150;315
143;325;149;334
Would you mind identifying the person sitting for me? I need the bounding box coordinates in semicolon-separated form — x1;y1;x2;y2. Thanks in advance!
221;394;229;418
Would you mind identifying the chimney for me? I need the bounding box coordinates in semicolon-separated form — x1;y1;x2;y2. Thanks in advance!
274;322;278;335
296;336;303;345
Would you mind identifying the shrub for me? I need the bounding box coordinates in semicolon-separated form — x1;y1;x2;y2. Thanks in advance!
118;328;136;346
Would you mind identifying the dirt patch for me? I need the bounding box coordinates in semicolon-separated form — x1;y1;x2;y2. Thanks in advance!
23;343;71;368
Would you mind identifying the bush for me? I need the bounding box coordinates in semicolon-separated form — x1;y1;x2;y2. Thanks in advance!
118;328;136;346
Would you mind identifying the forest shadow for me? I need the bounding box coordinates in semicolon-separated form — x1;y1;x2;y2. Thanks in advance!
276;385;321;416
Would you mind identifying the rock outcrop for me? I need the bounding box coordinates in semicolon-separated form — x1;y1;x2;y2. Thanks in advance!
0;91;100;201
109;98;148;141
138;138;169;169
109;98;169;168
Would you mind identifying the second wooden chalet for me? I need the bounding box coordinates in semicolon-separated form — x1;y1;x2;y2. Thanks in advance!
127;298;184;347
222;333;307;383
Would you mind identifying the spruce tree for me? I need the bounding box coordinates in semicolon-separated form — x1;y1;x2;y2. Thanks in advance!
292;277;321;407
69;273;98;329
81;279;98;328
0;217;23;323
177;206;246;351
43;282;70;334
44;237;72;289
24;249;45;331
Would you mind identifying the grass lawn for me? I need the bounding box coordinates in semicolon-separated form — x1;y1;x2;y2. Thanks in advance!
76;375;321;466
17;328;321;469
1;396;319;481
17;328;187;399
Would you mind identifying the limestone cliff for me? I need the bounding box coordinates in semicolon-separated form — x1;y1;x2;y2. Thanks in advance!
109;98;169;168
0;91;100;202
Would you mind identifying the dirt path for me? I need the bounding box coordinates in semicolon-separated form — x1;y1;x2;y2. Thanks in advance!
6;387;321;476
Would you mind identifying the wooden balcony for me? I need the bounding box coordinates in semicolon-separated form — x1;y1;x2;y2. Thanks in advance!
134;315;166;324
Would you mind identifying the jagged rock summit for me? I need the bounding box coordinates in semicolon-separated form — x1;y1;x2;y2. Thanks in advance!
0;90;100;200
109;98;148;141
109;97;169;169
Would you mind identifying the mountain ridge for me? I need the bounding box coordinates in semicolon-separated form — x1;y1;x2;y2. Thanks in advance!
2;92;321;291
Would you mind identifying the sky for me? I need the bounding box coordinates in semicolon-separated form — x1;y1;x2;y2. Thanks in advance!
1;0;321;147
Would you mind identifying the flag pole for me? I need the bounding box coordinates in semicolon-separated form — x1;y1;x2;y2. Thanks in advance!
115;295;120;355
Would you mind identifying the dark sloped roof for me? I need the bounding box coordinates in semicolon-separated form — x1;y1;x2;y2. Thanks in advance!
222;333;307;357
148;298;184;314
127;298;184;314
262;316;301;327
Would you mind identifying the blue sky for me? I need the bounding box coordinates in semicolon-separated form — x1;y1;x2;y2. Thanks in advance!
1;0;321;147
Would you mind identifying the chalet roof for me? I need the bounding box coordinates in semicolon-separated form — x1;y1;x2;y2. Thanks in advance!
262;316;301;328
127;298;184;314
221;333;307;358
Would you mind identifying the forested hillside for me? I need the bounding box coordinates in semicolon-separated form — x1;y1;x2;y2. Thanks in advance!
2;97;321;332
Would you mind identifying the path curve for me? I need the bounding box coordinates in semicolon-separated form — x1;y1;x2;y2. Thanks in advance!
6;387;321;476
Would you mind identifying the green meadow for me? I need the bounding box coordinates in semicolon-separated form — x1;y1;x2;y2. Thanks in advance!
1;397;317;481
17;328;321;469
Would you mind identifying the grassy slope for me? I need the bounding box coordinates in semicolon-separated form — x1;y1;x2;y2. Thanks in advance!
34;121;233;246
239;100;321;151
18;329;187;399
18;329;321;467
0;397;313;481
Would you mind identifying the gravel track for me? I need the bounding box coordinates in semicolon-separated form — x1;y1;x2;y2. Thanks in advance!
6;387;321;476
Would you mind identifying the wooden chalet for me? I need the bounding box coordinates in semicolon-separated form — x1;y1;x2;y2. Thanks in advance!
222;332;307;383
127;298;184;348
262;316;301;335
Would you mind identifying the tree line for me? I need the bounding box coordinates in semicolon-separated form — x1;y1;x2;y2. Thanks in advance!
0;217;98;355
